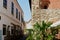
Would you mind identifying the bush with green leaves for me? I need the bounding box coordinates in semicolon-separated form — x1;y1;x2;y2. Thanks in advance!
26;21;54;40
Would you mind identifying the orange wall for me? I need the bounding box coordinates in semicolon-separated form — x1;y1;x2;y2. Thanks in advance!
48;0;60;9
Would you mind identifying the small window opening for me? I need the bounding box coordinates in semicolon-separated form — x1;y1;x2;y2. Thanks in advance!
0;16;1;20
44;5;48;9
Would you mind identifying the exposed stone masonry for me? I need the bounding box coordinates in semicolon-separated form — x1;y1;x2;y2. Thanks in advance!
31;0;60;25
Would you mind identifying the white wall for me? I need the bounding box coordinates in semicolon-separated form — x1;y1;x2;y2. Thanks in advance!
0;0;24;40
0;0;3;13
0;0;23;24
0;12;21;40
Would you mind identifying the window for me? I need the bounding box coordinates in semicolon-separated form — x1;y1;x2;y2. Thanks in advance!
11;26;14;34
11;2;14;15
0;16;1;20
3;24;6;35
16;8;18;19
40;5;48;9
7;25;10;31
19;12;20;21
43;5;48;9
11;28;14;34
21;16;24;22
3;0;7;9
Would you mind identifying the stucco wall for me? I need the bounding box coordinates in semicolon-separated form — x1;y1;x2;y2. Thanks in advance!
0;0;24;40
49;0;60;9
0;12;21;40
0;0;23;24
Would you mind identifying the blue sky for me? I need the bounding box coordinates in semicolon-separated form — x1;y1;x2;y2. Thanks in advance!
17;0;31;22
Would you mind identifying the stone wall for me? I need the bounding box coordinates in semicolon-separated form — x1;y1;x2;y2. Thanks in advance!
32;9;60;24
31;0;60;25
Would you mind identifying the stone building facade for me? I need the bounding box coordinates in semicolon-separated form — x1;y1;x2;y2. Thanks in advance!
31;0;60;39
31;0;60;25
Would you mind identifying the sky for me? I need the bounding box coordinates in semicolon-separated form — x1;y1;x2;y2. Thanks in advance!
17;0;31;22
